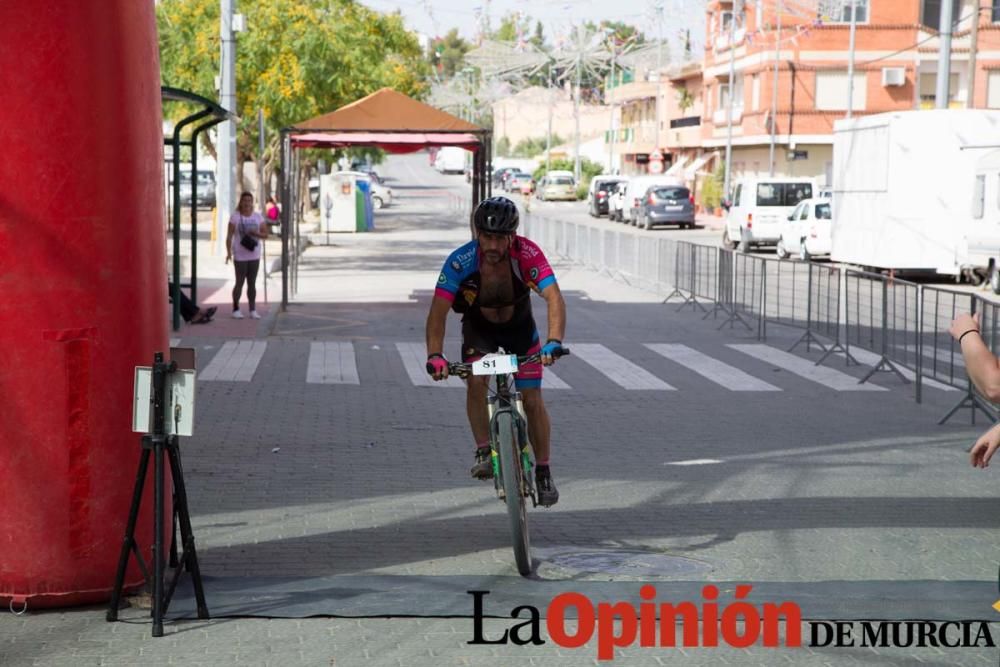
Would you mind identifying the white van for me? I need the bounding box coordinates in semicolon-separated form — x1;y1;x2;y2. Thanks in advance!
621;174;685;225
723;177;817;250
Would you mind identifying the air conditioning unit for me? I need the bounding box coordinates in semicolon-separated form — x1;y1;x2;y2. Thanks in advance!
881;67;905;87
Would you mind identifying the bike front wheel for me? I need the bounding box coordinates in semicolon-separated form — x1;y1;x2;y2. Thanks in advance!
496;411;532;576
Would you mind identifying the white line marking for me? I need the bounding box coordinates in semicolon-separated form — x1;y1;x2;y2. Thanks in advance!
571;343;675;390
664;459;724;466
645;343;781;391
728;344;887;391
543;368;570;389
396;343;465;387
169;338;181;348
199;341;267;382
307;342;360;384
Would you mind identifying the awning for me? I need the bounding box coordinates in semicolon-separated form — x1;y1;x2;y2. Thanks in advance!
290;131;481;153
685;152;718;179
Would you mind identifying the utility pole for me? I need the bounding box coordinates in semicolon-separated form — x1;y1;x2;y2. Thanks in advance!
655;1;664;170
574;47;582;182
607;36;617;173
845;0;858;119
768;0;781;176
935;0;955;108
722;0;742;202
969;0;981;108
546;60;553;174
217;0;237;255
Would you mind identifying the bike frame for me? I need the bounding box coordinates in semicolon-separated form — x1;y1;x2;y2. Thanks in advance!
485;369;535;505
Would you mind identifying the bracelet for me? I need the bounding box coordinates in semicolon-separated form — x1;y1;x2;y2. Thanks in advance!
958;329;981;345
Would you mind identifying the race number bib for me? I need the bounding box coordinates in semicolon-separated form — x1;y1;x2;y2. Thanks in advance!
472;354;519;376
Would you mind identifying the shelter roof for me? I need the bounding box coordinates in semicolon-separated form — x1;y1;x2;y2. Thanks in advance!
289;87;483;133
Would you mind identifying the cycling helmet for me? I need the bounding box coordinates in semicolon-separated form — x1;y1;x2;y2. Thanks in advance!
473;196;519;234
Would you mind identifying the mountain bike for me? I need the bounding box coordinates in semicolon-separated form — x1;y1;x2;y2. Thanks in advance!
441;347;569;576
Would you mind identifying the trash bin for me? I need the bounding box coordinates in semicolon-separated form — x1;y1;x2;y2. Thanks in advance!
321;172;373;233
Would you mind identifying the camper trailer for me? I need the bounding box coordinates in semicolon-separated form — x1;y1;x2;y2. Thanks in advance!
830;110;1000;278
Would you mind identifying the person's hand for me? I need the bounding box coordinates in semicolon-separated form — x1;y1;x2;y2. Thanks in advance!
225;253;231;264
970;423;1000;468
949;312;980;342
540;339;563;366
426;354;449;380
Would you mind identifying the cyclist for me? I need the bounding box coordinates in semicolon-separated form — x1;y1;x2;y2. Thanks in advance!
426;196;566;507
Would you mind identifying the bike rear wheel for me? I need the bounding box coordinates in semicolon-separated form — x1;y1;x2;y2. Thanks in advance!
496;411;531;575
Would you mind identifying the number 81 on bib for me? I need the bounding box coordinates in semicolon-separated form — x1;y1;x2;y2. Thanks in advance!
472;354;519;376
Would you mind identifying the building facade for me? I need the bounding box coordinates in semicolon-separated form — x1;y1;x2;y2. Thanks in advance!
702;0;1000;189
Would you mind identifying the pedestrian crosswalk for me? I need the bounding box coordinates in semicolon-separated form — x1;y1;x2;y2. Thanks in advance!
186;339;964;394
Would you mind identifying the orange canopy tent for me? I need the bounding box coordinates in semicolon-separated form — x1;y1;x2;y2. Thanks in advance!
278;88;493;308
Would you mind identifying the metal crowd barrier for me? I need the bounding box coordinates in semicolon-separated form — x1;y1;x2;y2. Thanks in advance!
521;210;998;423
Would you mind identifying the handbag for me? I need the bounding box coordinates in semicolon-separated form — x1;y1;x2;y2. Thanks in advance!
238;216;258;251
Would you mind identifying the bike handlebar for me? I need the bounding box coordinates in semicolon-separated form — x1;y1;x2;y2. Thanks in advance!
427;348;570;378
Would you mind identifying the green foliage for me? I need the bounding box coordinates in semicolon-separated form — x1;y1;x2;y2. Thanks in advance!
532;157;603;186
429;28;471;80
511;135;563;158
157;0;430;172
575;183;589;201
495;136;511;158
700;163;725;210
677;87;695;114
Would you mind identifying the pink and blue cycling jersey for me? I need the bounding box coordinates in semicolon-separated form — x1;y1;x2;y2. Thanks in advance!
434;235;557;307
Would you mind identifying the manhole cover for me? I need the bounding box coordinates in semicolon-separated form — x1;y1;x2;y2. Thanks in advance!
537;547;713;578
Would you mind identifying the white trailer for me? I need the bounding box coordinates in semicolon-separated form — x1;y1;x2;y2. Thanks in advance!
831;109;1000;276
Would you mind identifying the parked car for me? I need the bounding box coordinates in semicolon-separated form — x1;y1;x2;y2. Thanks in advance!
178;170;216;208
332;171;394;210
537;170;577;201
588;176;624;217
492;166;519;188
723;177;816;250
506;171;534;193
609;180;630;221
637;184;695;230
776;197;832;261
622;175;685;225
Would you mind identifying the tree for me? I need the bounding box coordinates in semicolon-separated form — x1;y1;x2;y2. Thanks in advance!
157;0;430;194
428;28;471;80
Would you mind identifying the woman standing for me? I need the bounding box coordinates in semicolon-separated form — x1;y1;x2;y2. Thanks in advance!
225;191;268;319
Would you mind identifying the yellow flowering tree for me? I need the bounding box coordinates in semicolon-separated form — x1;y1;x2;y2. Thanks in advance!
157;0;430;185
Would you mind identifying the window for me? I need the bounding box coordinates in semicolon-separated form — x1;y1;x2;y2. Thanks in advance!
756;182;814;207
799;204;810;221
719;77;745;109
919;71;959;107
818;0;868;23
815;70;867;110
921;0;961;29
733;183;743;206
993;0;1000;22
988;71;1000;108
974;174;986;219
815;203;832;220
653;186;691;200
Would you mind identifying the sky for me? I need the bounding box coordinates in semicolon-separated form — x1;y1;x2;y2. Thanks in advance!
357;0;706;57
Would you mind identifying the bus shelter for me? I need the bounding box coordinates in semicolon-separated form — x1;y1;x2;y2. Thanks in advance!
162;87;234;330
279;88;491;309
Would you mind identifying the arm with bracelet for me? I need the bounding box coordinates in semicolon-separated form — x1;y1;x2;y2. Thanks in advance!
950;312;1000;401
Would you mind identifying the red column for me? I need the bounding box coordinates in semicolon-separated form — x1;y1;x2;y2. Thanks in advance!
0;1;168;607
